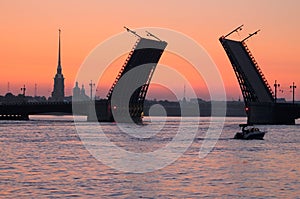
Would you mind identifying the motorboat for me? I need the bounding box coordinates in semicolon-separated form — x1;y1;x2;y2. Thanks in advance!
234;124;266;140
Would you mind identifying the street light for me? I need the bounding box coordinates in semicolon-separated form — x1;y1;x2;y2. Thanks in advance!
290;82;296;104
21;85;26;96
274;80;280;103
89;80;95;100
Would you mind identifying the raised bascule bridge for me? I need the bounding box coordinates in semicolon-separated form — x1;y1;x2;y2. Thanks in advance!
89;27;167;123
0;27;167;123
220;25;300;124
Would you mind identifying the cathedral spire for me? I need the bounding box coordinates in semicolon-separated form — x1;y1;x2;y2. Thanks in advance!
57;29;62;74
51;29;65;101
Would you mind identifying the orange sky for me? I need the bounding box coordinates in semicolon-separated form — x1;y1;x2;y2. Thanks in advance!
0;0;299;101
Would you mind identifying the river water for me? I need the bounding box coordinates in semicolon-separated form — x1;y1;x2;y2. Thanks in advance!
0;116;299;198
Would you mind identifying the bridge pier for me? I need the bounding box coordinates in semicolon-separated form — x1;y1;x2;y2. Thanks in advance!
0;114;29;121
247;102;296;125
86;100;114;122
85;100;144;123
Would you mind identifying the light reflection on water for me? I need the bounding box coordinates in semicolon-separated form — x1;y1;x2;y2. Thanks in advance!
0;116;299;198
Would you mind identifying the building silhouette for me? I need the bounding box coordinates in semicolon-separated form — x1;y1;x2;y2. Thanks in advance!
80;84;88;99
73;82;80;99
51;29;65;101
72;82;89;101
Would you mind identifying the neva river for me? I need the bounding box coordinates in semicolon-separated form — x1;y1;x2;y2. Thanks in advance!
0;116;299;198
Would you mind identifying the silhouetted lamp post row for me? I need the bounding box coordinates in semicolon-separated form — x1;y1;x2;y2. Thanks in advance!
8;83;37;96
274;80;297;103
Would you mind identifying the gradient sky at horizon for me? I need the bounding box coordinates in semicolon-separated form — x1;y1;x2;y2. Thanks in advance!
0;0;299;101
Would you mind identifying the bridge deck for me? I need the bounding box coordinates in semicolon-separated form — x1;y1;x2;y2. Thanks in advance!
219;37;274;103
107;37;167;122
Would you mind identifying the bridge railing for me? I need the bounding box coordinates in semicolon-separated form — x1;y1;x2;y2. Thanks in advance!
242;42;274;98
106;38;141;99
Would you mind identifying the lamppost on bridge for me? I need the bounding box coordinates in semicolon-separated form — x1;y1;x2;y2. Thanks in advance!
21;85;26;97
34;84;37;97
290;82;296;104
7;82;10;93
274;80;280;103
89;80;95;100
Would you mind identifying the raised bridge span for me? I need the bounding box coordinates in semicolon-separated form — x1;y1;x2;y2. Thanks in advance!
0;28;167;123
220;25;300;124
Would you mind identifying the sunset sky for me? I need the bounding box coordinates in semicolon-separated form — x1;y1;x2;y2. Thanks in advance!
0;0;299;101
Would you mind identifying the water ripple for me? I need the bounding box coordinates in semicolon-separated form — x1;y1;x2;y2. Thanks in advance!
0;117;299;198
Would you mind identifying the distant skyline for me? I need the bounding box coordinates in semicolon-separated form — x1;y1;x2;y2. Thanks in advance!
0;0;299;100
